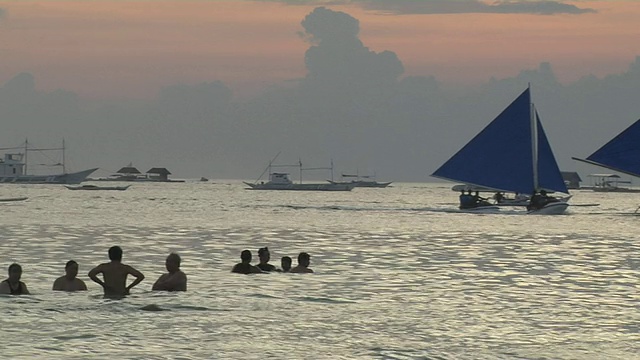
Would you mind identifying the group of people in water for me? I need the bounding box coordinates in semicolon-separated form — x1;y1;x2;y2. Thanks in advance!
1;245;312;297
231;247;313;274
458;189;559;210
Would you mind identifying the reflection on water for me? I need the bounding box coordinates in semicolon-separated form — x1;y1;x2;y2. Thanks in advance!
0;182;639;359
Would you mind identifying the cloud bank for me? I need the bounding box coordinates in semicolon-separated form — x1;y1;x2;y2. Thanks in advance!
1;6;637;182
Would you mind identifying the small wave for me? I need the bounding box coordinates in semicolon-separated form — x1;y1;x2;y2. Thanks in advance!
53;334;98;341
140;304;168;311
296;296;356;304
247;293;281;299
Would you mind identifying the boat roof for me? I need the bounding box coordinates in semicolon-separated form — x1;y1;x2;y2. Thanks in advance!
587;174;621;178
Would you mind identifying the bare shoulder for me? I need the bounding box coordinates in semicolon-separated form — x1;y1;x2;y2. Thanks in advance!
0;281;8;293
90;263;107;272
52;276;64;289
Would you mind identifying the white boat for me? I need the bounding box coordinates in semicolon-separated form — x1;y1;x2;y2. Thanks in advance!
581;174;640;193
432;87;570;215
0;140;97;184
65;184;131;191
244;155;354;191
327;173;392;188
573;119;640;199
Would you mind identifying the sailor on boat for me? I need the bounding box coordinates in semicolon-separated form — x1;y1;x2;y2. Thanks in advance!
527;190;559;211
459;190;476;209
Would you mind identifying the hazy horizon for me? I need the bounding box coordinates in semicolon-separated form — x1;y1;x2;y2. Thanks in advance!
1;2;640;183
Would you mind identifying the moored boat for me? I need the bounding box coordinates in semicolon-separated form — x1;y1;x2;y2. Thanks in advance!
327;173;392;188
65;184;131;191
245;155;354;191
0;140;97;184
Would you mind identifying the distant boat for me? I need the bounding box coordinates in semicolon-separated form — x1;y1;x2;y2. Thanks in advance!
0;197;28;202
573;119;640;192
65;184;131;191
579;174;640;193
244;154;354;191
0;140;97;184
432;87;570;215
91;164;185;183
327;173;392;188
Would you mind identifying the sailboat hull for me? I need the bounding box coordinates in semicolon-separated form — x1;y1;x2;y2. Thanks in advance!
527;201;569;215
0;168;98;184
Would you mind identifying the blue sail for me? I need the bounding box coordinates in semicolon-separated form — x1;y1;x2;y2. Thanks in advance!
432;89;536;195
576;119;640;177
432;88;568;195
536;112;568;194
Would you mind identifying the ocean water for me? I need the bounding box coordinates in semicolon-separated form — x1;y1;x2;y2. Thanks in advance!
0;182;639;359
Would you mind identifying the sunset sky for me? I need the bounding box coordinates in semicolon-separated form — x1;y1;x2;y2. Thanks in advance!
0;1;638;100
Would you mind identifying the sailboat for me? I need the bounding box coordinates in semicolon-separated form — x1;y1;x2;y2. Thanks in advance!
572;118;640;190
431;87;570;215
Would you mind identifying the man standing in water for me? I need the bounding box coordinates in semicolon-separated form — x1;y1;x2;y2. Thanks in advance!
0;263;30;295
256;247;278;272
231;250;263;274
281;256;292;273
53;260;88;292
152;253;187;291
88;246;145;297
290;252;314;273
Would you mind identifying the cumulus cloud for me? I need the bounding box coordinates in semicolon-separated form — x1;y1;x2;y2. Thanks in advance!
300;7;404;91
259;0;596;15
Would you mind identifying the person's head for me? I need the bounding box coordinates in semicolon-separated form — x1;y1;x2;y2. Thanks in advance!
165;253;181;272
108;246;123;262
65;260;78;279
258;247;270;263
297;252;311;268
240;250;252;263
540;190;547;195
281;256;292;272
8;263;22;282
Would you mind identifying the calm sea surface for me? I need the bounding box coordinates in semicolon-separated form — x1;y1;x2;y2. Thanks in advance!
0;182;639;359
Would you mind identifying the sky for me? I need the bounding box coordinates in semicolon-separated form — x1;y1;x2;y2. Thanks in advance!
1;1;639;182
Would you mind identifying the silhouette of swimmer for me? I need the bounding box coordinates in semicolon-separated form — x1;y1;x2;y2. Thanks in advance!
0;263;30;295
281;256;292;273
290;252;314;274
256;247;278;272
152;253;187;292
231;250;262;274
88;246;145;297
53;260;88;292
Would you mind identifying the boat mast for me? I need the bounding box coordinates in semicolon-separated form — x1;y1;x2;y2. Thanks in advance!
330;159;334;182
254;151;280;184
24;138;28;175
62;138;66;174
530;83;539;192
